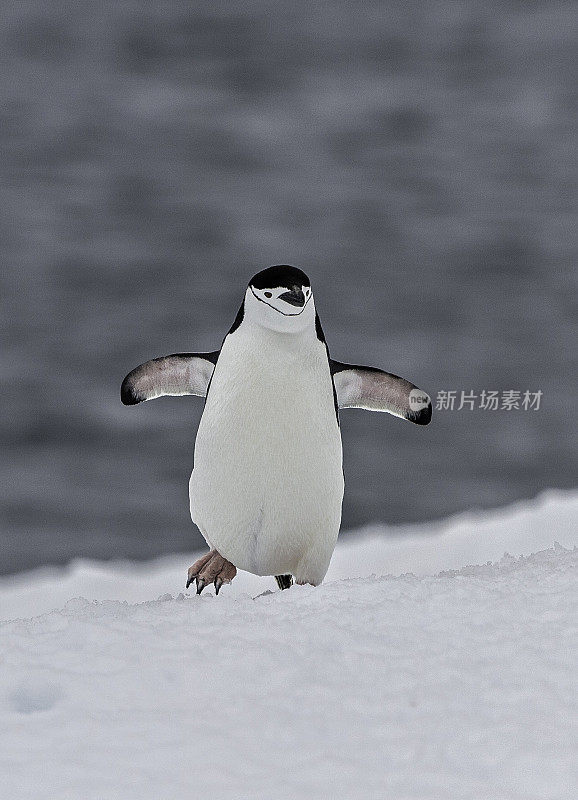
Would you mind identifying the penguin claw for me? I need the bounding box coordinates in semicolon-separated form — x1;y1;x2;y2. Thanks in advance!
186;550;215;591
186;549;237;597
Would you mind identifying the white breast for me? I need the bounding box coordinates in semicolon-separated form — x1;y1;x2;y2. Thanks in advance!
189;321;344;584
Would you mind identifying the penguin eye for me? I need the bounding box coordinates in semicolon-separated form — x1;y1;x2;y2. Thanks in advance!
264;291;272;298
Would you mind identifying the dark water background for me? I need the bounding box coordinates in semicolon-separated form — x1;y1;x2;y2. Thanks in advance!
1;1;576;574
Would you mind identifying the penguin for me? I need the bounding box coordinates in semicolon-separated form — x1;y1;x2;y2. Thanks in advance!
121;265;432;594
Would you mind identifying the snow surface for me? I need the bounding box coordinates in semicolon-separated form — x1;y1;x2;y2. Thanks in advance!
1;490;576;799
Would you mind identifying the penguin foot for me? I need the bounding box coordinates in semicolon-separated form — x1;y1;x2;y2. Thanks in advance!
275;574;293;590
186;549;237;595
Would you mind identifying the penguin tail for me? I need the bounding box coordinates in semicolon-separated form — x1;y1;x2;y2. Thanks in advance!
275;574;293;590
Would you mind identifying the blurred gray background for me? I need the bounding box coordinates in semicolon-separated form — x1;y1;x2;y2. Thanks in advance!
1;1;576;574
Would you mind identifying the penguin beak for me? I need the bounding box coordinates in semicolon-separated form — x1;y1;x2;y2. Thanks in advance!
279;287;306;308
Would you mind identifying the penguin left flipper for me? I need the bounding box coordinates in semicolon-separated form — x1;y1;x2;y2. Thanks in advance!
331;361;432;425
121;352;219;405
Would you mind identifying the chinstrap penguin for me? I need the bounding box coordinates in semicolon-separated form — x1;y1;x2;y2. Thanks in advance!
121;266;432;594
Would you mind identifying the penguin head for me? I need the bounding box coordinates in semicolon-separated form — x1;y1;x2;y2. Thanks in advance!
245;265;314;332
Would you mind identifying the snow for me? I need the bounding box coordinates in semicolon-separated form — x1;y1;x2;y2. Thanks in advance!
1;490;576;800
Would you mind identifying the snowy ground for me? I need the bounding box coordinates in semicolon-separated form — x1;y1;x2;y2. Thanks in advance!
1;491;576;800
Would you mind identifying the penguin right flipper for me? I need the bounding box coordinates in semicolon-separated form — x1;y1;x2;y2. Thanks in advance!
330;361;432;425
121;352;219;405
